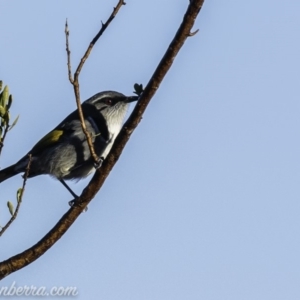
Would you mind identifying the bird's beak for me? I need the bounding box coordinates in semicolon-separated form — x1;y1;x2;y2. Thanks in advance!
124;95;139;103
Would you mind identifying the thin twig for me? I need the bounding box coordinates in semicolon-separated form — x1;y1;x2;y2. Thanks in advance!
74;0;126;78
0;154;32;237
65;0;126;165
65;20;73;84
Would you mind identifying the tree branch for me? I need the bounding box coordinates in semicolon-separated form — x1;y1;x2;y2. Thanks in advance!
0;155;32;237
65;0;126;165
65;21;73;84
74;0;126;79
0;0;205;279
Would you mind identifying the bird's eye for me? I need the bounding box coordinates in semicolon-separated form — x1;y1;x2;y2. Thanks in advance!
104;98;113;105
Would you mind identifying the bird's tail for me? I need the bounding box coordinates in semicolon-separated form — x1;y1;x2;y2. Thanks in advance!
0;164;19;183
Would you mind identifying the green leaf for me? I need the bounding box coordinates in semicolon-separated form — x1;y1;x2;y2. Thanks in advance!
7;201;14;216
0;81;2;91
0;105;5;117
0;86;9;107
17;188;23;203
8;115;19;131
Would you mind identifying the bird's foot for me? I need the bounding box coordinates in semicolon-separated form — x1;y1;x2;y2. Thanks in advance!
68;198;88;212
68;199;77;207
94;157;104;169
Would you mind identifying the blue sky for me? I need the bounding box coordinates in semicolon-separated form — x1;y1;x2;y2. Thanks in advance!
0;0;300;299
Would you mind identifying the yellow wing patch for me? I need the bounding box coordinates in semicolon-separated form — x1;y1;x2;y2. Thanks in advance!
31;130;64;154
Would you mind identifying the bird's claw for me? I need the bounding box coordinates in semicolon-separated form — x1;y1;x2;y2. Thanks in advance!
68;198;88;212
68;199;77;207
94;157;104;169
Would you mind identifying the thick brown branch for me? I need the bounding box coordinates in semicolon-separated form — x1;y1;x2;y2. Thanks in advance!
0;0;205;279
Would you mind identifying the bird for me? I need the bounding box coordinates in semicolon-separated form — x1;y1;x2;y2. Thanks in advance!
0;90;139;199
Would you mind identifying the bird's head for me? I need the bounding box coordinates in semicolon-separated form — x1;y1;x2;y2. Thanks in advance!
85;91;139;122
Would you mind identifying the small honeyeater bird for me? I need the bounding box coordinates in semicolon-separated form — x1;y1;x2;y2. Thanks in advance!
0;91;139;198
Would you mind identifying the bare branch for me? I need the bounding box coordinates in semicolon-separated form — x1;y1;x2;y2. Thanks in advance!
74;0;126;78
0;154;32;237
0;0;205;279
65;0;126;166
65;20;73;84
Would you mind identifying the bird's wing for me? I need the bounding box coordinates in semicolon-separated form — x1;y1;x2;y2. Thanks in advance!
30;129;65;156
29;103;110;157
